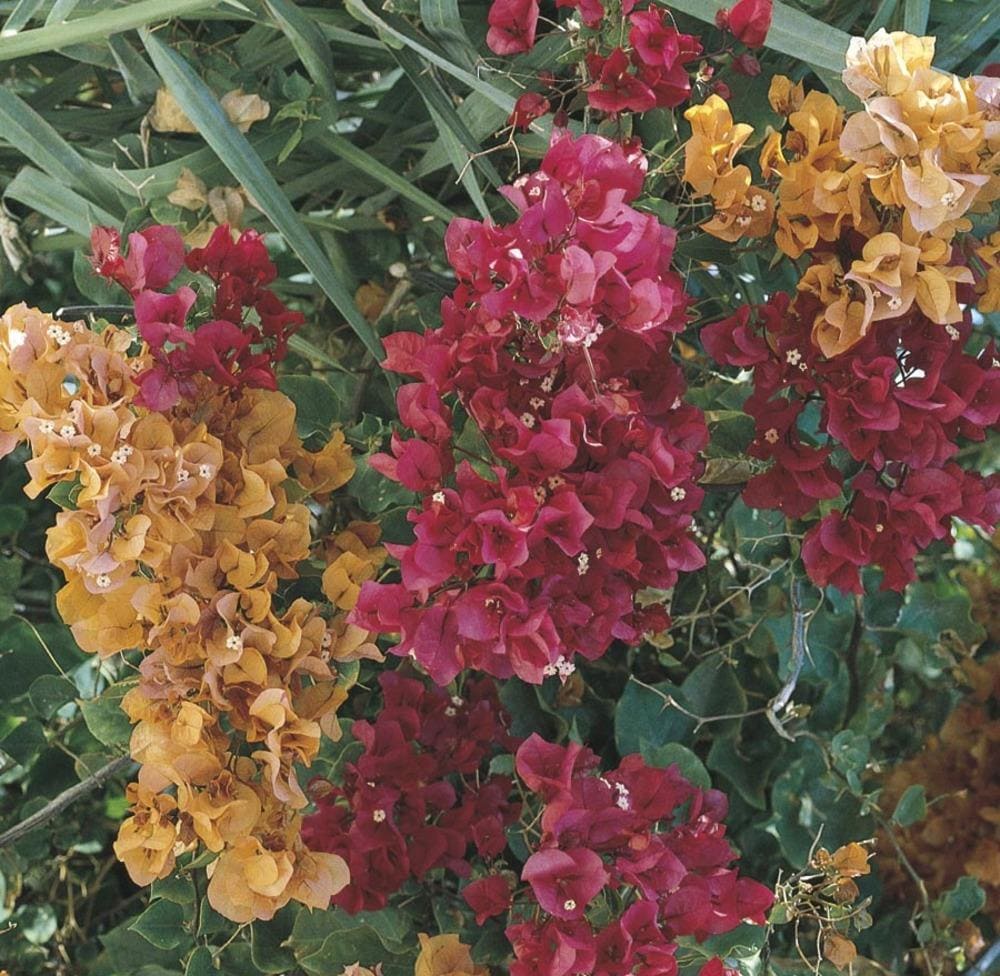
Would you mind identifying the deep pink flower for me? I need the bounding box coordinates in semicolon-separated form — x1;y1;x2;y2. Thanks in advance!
522;847;609;919
719;0;773;47
487;0;539;54
508;91;551;131
585;48;657;115
463;875;513;924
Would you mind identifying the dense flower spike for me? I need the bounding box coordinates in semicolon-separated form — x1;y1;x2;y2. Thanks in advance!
89;224;303;410
0;293;383;921
684;31;999;355
353;131;708;683
302;672;520;912
684;32;1000;593
504;736;774;976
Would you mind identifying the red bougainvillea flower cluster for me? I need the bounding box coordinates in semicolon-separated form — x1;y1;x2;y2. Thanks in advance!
493;0;704;123
715;0;774;50
90;223;303;411
302;672;520;912
703;295;1000;593
352;131;708;684
476;735;773;976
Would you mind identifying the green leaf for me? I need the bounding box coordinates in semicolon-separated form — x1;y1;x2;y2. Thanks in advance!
0;504;27;536
141;31;383;360
279;374;344;438
941;876;986;920
4;168;118;236
129;899;189;951
643;742;711;789
290;908;413;976
615;677;695;756
0;718;46;766
892;784;927;828
264;0;339;104
419;0;476;69
902;0;930;34
0;90;123;213
0;0;220;62
12;904;57;945
28;674;76;720
80;679;137;749
184;946;215;976
664;0;851;74
830;729;870;794
317;129;456;223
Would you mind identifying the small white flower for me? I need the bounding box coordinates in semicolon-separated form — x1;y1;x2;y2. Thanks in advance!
563;899;577;912
372;809;387;823
764;427;780;444
225;634;243;652
388;261;407;279
110;448;128;465
198;464;213;479
671;396;682;410
322;632;333;649
540;374;555;393
670;486;687;502
95;574;112;589
120;444;134;457
520;412;536;428
547;475;565;490
55;329;72;347
533;486;547;503
432;490;446;505
886;295;903;311
59;424;76;439
945;325;960;341
941;190;956;207
875;523;885;533
87;443;101;457
529;397;546;410
451;695;463;707
542;662;558;677
785;348;802;366
750;194;768;213
39;420;55;435
614;782;631;810
46;324;62;341
736;215;752;228
577;553;589;576
176;468;190;484
444;707;457;717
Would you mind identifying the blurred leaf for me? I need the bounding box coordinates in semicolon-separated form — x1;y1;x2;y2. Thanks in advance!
28;675;76;720
264;0;339;104
941;876;986;920
891;784;927;827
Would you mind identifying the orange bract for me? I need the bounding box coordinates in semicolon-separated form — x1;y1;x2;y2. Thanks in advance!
0;306;384;921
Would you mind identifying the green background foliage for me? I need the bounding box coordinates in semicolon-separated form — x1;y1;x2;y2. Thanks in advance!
0;0;997;974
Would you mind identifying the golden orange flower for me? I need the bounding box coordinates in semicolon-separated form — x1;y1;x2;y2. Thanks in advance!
413;934;488;976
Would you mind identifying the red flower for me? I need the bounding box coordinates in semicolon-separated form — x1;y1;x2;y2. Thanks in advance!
522;847;609;919
462;875;513;924
585;48;656;115
487;0;539;55
508;92;551;131
720;0;773;48
89;225;185;296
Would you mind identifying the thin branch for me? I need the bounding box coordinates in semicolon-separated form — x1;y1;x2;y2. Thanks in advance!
766;579;811;741
0;755;132;849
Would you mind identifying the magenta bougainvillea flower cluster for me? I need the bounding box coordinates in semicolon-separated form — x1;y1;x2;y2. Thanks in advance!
502;735;773;976
90;223;302;410
302;674;772;976
352;131;708;684
704;295;1000;592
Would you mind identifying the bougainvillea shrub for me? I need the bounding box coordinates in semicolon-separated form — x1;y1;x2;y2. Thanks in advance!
0;2;996;976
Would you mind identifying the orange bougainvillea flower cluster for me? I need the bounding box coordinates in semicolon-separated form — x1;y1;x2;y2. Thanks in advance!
878;653;1000;920
0;300;386;922
684;29;999;357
